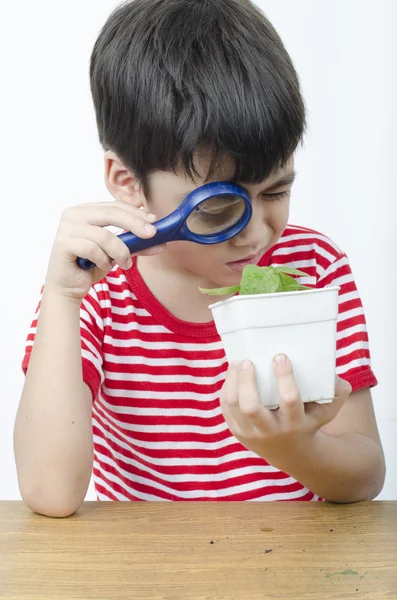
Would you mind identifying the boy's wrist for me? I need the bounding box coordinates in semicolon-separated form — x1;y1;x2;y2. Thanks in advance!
41;284;83;309
259;429;318;474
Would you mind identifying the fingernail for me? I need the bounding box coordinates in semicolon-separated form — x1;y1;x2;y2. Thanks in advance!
144;223;156;234
146;213;157;221
240;359;252;370
274;354;288;366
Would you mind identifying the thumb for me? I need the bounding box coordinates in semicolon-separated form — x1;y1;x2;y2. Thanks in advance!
335;375;352;398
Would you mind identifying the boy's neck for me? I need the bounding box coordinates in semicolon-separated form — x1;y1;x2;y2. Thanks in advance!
136;253;231;324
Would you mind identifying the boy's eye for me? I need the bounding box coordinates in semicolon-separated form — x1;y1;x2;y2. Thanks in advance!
262;190;290;201
187;194;246;235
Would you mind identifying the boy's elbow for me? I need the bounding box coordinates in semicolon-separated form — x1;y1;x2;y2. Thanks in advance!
19;483;85;518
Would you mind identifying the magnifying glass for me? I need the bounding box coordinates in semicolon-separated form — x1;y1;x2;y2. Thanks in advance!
76;181;252;270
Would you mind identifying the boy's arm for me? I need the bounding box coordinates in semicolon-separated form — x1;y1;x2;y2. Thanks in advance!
14;287;94;518
220;358;385;503
261;386;386;503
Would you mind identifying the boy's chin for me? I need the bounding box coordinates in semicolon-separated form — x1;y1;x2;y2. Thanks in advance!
201;270;243;290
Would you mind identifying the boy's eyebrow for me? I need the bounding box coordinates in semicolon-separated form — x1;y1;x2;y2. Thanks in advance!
252;170;297;192
174;170;297;201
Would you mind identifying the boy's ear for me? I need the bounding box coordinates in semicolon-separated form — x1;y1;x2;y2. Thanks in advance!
104;150;146;208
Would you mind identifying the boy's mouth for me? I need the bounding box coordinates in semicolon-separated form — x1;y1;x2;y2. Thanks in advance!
226;250;264;272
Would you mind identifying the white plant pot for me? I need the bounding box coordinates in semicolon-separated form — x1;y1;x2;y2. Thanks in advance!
209;286;340;409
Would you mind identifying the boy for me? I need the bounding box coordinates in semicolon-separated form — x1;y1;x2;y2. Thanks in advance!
15;0;385;516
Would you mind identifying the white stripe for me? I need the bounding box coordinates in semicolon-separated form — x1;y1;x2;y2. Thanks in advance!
98;298;112;311
336;341;369;360
273;242;336;266
104;369;226;385
330;274;354;289
98;395;224;417
105;272;129;286
337;306;364;323
338;290;360;303
103;353;226;368
337;357;371;373
109;305;152;318
102;385;222;402
103;336;223;351
336;322;368;341
110;321;172;334
272;258;317;272
108;289;136;302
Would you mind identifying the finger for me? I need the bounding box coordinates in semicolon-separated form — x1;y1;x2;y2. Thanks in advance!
77;199;148;212
63;204;158;238
272;354;304;430
72;226;166;268
220;361;239;407
220;362;242;432
221;361;259;438
64;238;114;273
304;375;351;429
70;225;135;269
335;375;352;398
237;360;273;431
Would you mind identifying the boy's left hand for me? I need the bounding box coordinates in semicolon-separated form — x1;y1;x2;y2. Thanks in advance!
219;354;352;462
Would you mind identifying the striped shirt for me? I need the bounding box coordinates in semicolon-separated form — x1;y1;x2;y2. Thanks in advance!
22;224;377;501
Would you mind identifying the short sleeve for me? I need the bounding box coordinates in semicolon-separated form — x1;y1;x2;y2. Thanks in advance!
22;286;104;401
317;252;378;392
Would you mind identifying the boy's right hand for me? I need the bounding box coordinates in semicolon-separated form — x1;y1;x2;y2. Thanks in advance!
45;200;166;302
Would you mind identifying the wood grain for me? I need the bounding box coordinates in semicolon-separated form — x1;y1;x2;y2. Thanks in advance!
0;501;396;599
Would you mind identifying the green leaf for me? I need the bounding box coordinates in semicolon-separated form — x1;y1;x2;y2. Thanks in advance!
239;266;279;295
199;265;312;297
239;266;273;295
199;285;240;296
273;266;309;277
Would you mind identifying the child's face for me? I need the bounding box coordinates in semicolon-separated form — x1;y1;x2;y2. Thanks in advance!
143;153;294;287
105;151;294;288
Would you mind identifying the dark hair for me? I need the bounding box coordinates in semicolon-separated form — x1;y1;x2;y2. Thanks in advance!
90;0;307;194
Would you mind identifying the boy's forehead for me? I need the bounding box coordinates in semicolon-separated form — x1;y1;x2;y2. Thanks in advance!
147;153;295;201
176;153;294;191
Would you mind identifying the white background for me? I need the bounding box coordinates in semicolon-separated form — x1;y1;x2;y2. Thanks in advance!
0;0;395;500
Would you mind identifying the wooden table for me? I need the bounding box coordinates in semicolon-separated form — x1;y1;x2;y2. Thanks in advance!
0;501;396;599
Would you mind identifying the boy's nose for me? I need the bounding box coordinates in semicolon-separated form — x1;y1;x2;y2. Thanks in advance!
232;207;271;249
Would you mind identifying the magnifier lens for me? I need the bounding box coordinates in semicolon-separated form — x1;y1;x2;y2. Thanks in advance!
186;195;246;236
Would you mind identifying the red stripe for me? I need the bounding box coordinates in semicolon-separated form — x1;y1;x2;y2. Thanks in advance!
337;330;369;350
